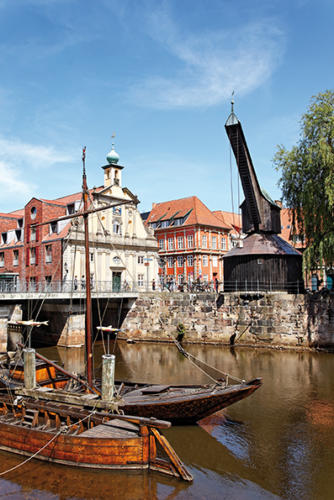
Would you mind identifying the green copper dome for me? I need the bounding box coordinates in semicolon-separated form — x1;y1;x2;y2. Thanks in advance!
106;144;119;164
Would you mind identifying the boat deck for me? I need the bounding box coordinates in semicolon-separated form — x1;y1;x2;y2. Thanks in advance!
80;420;139;439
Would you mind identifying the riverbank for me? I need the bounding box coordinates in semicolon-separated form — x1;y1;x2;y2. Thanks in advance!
121;290;334;348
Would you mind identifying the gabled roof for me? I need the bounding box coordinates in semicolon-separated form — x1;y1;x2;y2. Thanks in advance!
147;196;229;229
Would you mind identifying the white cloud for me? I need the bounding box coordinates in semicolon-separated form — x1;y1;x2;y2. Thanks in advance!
128;7;285;109
0;136;74;169
0;136;75;207
0;161;35;200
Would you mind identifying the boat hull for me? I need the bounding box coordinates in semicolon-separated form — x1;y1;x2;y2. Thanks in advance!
0;421;150;470
120;379;262;424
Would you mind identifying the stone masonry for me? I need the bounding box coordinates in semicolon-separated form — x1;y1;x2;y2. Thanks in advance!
121;291;334;348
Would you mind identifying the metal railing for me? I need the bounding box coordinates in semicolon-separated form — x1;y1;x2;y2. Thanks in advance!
0;278;305;295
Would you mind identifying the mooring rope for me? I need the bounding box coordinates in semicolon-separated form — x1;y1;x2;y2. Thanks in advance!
174;341;245;384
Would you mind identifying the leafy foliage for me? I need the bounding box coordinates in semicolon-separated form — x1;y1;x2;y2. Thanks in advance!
274;90;334;272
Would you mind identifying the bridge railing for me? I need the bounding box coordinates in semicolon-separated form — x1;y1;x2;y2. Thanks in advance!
0;278;307;294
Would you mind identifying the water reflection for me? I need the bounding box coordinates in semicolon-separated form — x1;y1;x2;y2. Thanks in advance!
0;343;333;499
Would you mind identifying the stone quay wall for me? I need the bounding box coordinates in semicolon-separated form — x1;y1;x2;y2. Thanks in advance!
121;291;334;348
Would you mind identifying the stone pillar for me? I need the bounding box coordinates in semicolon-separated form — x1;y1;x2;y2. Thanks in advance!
57;313;85;347
0;318;7;352
24;348;36;389
7;304;23;351
101;354;115;401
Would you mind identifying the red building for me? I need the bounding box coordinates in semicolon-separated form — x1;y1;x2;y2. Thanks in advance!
0;189;100;291
144;196;234;288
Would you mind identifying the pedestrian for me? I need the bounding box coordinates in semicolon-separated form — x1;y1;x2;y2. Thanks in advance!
152;279;156;291
74;275;78;291
81;275;85;290
214;277;219;293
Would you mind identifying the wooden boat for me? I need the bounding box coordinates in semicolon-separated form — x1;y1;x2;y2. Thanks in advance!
0;394;192;480
114;378;262;424
0;351;262;424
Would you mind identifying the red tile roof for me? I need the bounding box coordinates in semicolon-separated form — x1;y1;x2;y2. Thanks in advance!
147;196;230;229
213;211;242;232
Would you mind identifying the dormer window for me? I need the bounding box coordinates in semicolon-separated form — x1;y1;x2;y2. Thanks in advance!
18;218;23;228
1;233;7;244
67;203;75;215
15;229;22;242
50;221;58;234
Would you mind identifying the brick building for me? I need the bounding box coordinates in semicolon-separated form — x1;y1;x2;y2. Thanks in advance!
0;144;158;292
144;196;237;288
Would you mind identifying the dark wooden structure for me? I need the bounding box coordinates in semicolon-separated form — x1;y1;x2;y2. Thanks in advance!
223;104;303;293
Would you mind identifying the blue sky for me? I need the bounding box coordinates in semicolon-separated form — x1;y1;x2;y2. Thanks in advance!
0;0;333;215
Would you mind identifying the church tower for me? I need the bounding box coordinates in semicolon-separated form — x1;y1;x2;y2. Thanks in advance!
102;140;123;188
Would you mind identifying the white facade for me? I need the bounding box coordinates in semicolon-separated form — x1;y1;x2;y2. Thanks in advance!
63;158;159;291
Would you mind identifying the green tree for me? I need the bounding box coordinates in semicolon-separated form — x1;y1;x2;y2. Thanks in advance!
274;90;334;273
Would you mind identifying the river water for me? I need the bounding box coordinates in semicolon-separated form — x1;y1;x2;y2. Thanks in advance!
0;343;333;499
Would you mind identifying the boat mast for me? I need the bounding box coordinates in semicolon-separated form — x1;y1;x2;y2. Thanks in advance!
82;147;93;387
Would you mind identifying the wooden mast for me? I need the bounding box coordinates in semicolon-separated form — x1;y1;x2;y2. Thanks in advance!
82;147;93;387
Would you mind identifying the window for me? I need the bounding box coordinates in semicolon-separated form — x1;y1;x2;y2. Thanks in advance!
15;229;22;242
0;252;4;267
113;206;122;215
178;274;183;285
202;255;208;266
159;239;164;250
202;235;207;248
177;236;184;249
177;256;183;267
45;276;52;288
203;274;208;283
50;221;58;234
137;273;144;287
187;235;193;248
187;255;193;266
257;259;264;265
18;219;23;228
212;256;218;267
13;250;19;266
221;237;227;250
31;227;36;242
174;218;183;226
167;257;174;268
113;256;121;265
161;220;169;228
67;203;75;215
113;221;121;235
30;207;37;220
168;237;174;250
138;256;144;264
29;277;37;290
45;245;52;263
212;236;217;249
30;247;36;265
90;253;94;262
